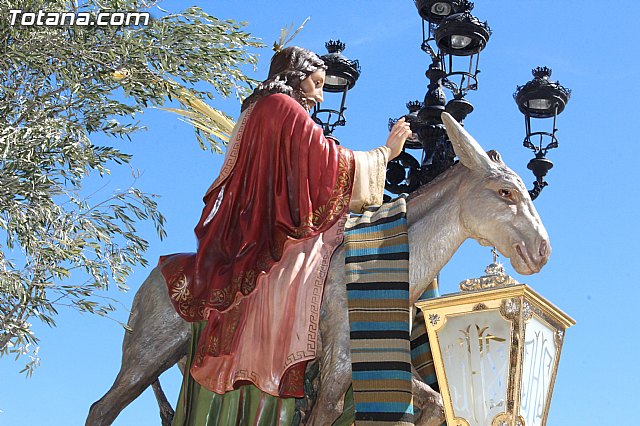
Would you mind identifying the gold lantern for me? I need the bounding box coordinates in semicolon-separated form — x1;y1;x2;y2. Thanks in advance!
415;259;575;426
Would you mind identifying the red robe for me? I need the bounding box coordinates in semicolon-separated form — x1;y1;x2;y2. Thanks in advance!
160;93;355;397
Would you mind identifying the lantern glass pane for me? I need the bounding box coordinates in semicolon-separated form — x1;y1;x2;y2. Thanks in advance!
527;98;553;111
437;310;511;426
431;2;452;16
451;35;473;49
325;74;349;88
520;315;558;426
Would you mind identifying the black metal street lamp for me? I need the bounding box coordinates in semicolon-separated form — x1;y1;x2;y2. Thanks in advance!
385;3;571;202
435;5;490;56
386;1;489;196
312;40;361;143
436;3;490;119
514;66;571;200
418;0;490;103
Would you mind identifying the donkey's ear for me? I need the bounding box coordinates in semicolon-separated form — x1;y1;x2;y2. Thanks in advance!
441;112;494;172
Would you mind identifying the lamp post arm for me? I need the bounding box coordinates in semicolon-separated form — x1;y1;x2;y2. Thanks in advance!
528;178;548;201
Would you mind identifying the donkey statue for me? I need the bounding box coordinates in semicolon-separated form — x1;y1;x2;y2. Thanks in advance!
86;113;550;426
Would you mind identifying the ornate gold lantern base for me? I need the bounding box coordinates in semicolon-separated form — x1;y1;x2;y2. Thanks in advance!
416;261;575;426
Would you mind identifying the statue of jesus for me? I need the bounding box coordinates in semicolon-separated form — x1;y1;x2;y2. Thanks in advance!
161;45;411;414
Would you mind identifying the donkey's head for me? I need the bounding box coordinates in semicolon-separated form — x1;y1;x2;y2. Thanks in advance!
442;112;550;275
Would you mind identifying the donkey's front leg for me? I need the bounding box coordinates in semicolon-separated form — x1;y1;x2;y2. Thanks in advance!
306;252;352;426
412;367;445;426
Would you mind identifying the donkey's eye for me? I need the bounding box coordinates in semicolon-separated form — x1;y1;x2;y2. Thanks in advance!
499;189;512;198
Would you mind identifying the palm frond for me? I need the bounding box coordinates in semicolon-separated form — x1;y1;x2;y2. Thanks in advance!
158;87;236;151
273;17;310;52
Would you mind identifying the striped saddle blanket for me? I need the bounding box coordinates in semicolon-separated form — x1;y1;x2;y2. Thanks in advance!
344;197;439;425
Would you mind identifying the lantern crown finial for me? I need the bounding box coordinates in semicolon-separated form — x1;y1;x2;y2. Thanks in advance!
533;66;552;79
325;40;346;54
407;100;423;113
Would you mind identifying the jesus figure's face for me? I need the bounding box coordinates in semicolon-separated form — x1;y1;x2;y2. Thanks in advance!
299;69;326;111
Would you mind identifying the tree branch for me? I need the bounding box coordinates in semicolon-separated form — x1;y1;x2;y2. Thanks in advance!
12;72;109;127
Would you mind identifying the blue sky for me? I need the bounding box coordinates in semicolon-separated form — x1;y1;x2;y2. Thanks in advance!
1;1;638;424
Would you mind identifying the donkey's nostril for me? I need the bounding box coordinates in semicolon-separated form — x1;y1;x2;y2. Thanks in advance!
539;239;549;257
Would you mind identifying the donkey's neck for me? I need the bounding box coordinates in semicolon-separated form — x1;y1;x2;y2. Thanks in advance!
406;168;468;303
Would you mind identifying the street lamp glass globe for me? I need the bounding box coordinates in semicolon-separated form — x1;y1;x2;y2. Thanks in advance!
451;34;473;49
431;2;452;16
527;98;553;111
325;74;349;88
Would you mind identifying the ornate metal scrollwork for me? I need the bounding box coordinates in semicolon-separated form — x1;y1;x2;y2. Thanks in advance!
473;303;488;311
460;259;520;292
554;328;565;347
522;301;533;322
429;313;441;326
500;298;520;321
385;151;422;195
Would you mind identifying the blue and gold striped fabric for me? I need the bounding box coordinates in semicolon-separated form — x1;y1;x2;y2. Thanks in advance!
345;198;414;426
